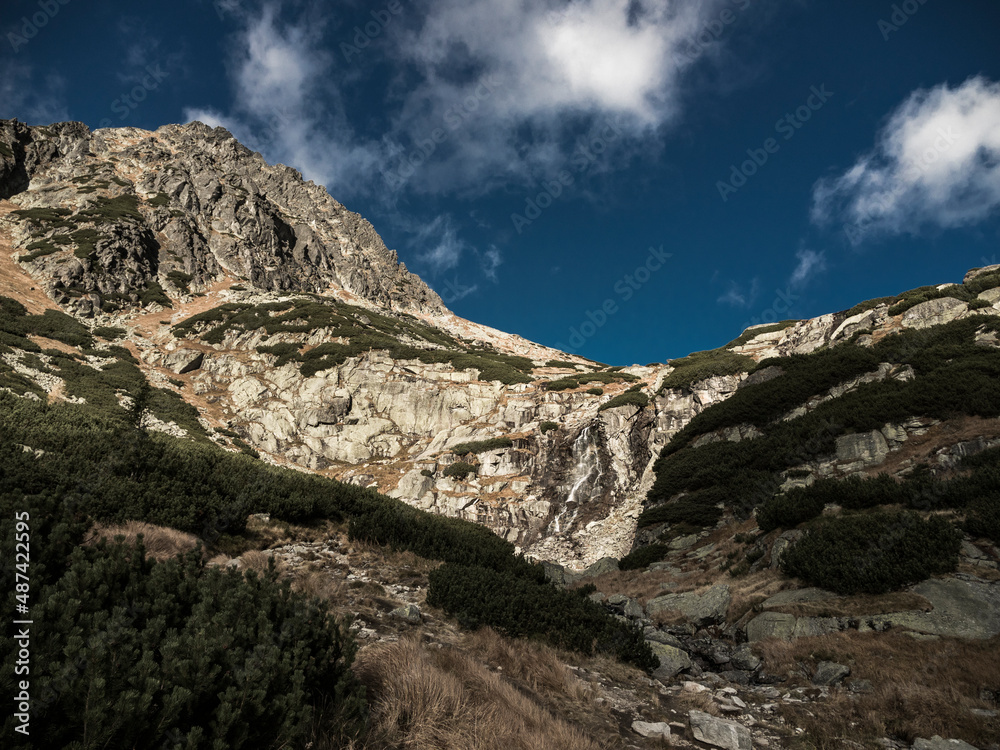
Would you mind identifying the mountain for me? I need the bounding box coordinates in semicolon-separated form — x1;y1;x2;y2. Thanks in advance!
3;119;1000;748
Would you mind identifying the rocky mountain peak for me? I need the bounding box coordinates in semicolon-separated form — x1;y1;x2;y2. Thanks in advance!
0;118;444;316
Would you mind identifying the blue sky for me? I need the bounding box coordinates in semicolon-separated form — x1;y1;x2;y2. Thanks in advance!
2;0;1000;365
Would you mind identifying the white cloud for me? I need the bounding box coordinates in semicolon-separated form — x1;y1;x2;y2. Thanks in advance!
383;0;727;193
414;215;467;274
812;76;1000;241
479;246;503;282
184;3;385;190
717;278;759;308
790;249;826;287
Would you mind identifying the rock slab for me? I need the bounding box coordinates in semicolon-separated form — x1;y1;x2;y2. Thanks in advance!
689;710;752;750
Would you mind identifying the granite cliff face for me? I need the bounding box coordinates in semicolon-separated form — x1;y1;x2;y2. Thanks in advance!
4;118;1000;570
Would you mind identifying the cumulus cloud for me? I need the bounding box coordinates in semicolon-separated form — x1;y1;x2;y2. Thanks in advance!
812;76;1000;241
382;0;728;193
790;249;826;287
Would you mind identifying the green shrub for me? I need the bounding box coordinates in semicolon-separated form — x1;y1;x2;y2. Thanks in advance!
427;563;657;672
969;298;994;311
77;194;143;224
443;461;477;480
619;543;670;570
92;325;126;340
756;489;827;532
598;391;649;412
0;525;366;749
965;496;1000;545
138;282;171;308
450;437;513;456
586;387;604;396
147;192;171;207
637;489;724;529
659;349;754;392
780;511;961;594
539;421;559;433
420;468;434;478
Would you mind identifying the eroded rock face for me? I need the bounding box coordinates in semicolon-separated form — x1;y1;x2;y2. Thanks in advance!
0;119;444;315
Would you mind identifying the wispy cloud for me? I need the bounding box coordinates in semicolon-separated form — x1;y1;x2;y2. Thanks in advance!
414;215;467;275
812;76;1000;241
0;63;68;125
479;245;503;282
184;3;385;190
717;277;760;308
790;248;826;287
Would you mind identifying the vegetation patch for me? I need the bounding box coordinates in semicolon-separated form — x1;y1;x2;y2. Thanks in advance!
175;298;535;384
598;390;649;412
443;461;477;480
544;371;639;391
619;543;670;570
450;437;513;456
780;511;961;594
658;349;755;392
539;421;559;433
427;563;657;672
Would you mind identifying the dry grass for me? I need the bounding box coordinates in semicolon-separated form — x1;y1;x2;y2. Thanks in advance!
353;638;604;750
86;521;200;561
238;549;285;575
753;630;1000;749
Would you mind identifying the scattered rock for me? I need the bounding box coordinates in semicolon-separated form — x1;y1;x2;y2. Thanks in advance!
813;661;850;686
582;557;620;578
688;710;752;750
164;348;205;374
632;720;671;739
390;604;422;624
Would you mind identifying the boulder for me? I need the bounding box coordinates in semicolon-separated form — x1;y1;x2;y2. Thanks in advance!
632;720;671;739
812;661;850;686
874;578;1000;639
912;737;979;750
770;530;803;569
647;584;731;626
688;710;752;750
649;642;692;681
730;644;762;672
835;430;889;466
164;348;205;374
746;612;797;642
390;604;422;624
582;557;619;578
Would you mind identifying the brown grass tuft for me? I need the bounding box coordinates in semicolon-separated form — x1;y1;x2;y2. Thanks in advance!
86;521;200;561
754;630;1000;748
354;638;603;750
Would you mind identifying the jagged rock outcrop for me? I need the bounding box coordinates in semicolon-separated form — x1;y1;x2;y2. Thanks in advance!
0;119;443;315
